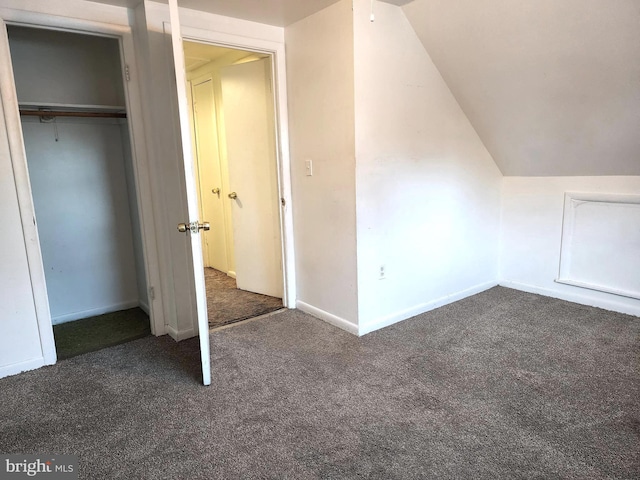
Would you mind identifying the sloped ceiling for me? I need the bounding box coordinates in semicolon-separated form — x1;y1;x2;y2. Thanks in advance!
403;0;640;176
87;0;639;176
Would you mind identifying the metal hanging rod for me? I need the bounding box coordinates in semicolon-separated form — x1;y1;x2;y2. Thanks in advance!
19;109;127;119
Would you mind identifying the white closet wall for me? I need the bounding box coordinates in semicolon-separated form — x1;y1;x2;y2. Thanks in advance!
120;124;149;311
9;26;146;324
9;27;124;106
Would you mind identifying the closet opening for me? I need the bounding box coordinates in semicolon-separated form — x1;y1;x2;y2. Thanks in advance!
7;25;151;359
183;40;285;329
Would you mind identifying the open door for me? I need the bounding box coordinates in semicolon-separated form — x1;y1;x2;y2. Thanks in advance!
220;58;283;299
167;0;211;385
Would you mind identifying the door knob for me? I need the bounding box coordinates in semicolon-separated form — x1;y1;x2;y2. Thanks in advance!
212;188;220;195
177;221;210;234
228;192;237;199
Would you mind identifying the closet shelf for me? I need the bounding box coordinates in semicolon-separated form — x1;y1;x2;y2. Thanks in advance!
18;103;127;119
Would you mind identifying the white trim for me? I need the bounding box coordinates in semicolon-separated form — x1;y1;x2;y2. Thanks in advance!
560;191;640;205
0;356;45;379
0;9;130;36
118;25;166;337
132;3;177;338
555;278;640;301
296;301;359;335
500;280;640;317
176;21;296;310
52;300;140;325
0;17;56;366
359;281;499;336
0;0;129;27
166;324;197;342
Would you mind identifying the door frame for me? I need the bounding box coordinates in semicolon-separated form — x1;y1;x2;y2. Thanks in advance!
172;23;297;309
0;7;166;363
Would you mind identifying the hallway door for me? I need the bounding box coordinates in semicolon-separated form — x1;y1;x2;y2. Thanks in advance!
220;58;283;299
193;79;228;273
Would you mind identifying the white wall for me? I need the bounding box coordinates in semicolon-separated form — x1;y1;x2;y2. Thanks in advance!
500;176;640;316
285;0;359;330
120;123;149;312
22;118;142;323
353;0;502;333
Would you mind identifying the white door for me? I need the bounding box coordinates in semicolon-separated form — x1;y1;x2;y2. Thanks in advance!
168;0;211;385
192;80;228;273
0;19;56;378
220;58;283;299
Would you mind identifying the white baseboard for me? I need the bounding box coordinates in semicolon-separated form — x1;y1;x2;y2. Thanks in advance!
359;281;499;336
296;300;359;335
166;324;197;342
0;356;45;380
52;300;140;325
499;281;640;317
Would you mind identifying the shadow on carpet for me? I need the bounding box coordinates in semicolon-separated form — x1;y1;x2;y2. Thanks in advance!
53;307;151;360
205;267;283;328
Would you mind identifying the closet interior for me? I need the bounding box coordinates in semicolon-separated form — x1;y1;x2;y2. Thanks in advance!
8;25;150;359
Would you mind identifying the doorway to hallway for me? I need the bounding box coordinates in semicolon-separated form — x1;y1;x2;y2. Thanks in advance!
204;268;283;328
184;41;285;328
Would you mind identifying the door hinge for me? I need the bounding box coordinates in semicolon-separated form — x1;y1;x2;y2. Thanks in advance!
281;197;286;207
125;64;131;82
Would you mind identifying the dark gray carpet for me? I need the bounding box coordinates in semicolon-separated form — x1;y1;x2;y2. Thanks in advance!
0;287;638;479
204;267;283;328
53;307;150;360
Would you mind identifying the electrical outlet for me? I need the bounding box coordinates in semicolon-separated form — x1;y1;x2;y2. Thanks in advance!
379;265;386;279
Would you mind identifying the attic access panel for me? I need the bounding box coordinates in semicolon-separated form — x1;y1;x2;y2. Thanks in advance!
557;192;640;300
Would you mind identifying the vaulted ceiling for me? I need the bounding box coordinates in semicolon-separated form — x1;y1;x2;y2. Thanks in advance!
404;0;640;176
89;0;640;176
